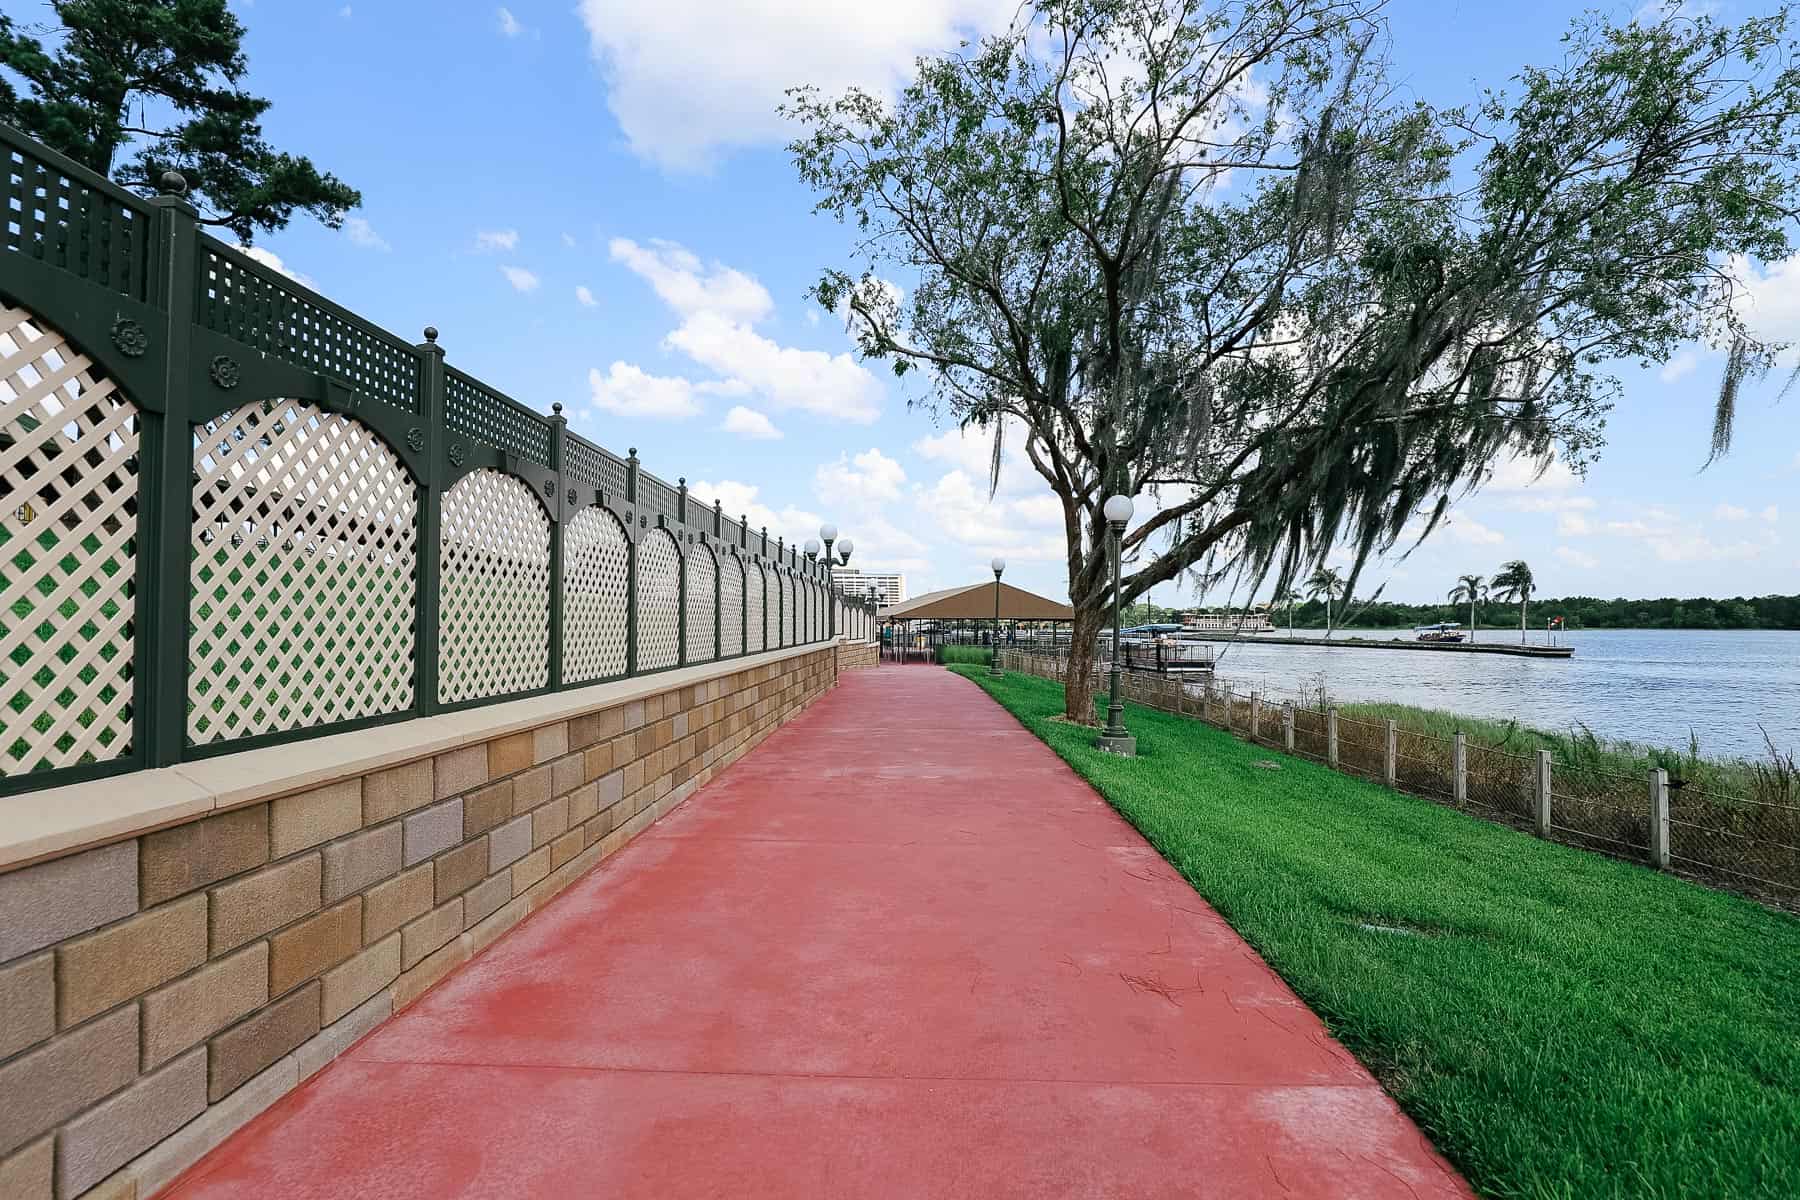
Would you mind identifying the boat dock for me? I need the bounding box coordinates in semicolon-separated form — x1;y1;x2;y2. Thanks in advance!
1175;633;1574;658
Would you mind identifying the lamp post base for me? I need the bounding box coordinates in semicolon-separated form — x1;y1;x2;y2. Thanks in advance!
1094;733;1137;757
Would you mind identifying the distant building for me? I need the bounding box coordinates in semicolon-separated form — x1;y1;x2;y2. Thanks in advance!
833;569;905;606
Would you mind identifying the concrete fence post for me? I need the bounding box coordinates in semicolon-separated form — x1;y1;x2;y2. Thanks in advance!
1535;750;1553;837
1327;707;1339;767
1384;719;1397;788
1223;686;1234;731
1649;767;1671;869
1250;692;1262;741
1201;679;1212;723
1283;703;1295;752
1453;732;1468;807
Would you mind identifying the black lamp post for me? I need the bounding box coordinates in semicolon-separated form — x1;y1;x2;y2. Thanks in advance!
989;557;1006;676
819;524;839;639
1096;494;1136;756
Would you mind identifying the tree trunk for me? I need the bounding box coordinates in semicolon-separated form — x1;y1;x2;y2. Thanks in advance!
1519;598;1527;644
1469;601;1477;642
1064;605;1106;723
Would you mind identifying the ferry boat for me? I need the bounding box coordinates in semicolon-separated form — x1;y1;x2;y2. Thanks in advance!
1413;621;1466;643
1181;609;1273;634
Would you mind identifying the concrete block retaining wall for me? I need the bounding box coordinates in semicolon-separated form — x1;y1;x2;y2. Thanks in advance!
836;641;879;671
0;645;836;1200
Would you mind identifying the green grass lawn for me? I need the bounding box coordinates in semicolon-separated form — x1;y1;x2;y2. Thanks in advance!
949;665;1800;1200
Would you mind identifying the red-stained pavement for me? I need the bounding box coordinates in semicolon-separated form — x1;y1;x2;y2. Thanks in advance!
159;666;1472;1199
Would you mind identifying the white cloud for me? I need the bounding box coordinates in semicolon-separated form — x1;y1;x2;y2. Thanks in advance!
236;244;313;288
1714;503;1750;521
1505;493;1596;514
719;405;782;439
1658;350;1699;383
913;470;1067;561
1446;516;1505;546
497;6;524;36
1555;546;1599;569
911;417;1037;496
339;5;351;17
561;232;577;248
816;449;906;505
609;238;772;323
1595;506;1780;564
1733;252;1800;348
1557;512;1593;536
666;314;881;422
689;479;821;548
500;266;539;293
1763;505;1781;523
343;216;389;251
575;285;598;308
576;0;1016;170
587;363;702;419
1010;493;1064;528
1485;453;1579;493
604;238;881;423
475;229;520;253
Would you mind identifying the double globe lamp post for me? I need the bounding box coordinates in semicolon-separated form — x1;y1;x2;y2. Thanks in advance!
805;525;854;640
1095;493;1136;757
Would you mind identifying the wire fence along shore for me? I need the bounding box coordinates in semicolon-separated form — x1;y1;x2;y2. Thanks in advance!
996;651;1800;910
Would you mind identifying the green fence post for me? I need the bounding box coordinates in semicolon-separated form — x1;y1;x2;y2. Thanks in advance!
676;479;689;667
547;403;568;691
140;173;200;767
625;448;639;676
414;328;446;715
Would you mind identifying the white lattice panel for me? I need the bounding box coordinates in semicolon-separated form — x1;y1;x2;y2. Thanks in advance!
746;563;766;653
719;555;744;657
189;401;417;743
439;470;549;703
783;574;797;647
1;306;137;773
686;544;716;664
636;529;681;671
564;506;629;682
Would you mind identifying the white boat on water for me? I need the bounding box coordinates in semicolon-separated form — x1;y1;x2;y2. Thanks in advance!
1414;621;1466;643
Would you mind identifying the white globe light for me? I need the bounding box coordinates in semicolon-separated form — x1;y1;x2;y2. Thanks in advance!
819;523;838;543
1103;494;1135;525
991;557;1006;574
804;538;821;557
837;537;854;557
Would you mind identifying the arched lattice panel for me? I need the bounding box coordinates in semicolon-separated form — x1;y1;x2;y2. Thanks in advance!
190;401;417;744
782;573;797;647
635;528;681;672
563;506;629;683
439;470;549;704
685;543;717;664
719;554;744;657
1;306;138;774
745;563;766;653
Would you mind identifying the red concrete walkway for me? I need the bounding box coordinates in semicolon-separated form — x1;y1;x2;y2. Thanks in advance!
161;667;1471;1199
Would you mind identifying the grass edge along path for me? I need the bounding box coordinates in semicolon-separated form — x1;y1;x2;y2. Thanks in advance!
948;666;1800;1200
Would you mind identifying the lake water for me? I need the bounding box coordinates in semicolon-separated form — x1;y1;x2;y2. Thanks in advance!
1193;628;1800;760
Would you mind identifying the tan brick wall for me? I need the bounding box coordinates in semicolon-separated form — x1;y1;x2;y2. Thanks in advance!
0;647;836;1200
837;640;880;671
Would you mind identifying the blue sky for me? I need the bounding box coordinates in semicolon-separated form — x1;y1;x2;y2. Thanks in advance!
220;0;1797;606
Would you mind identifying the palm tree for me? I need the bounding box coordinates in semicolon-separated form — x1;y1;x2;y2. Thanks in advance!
1272;585;1299;633
1304;567;1345;633
1448;574;1485;642
1491;560;1536;645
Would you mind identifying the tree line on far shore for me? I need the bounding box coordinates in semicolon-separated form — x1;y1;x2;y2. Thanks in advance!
1124;593;1800;632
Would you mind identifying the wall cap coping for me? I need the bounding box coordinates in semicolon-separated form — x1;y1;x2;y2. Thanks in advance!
2;642;839;874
